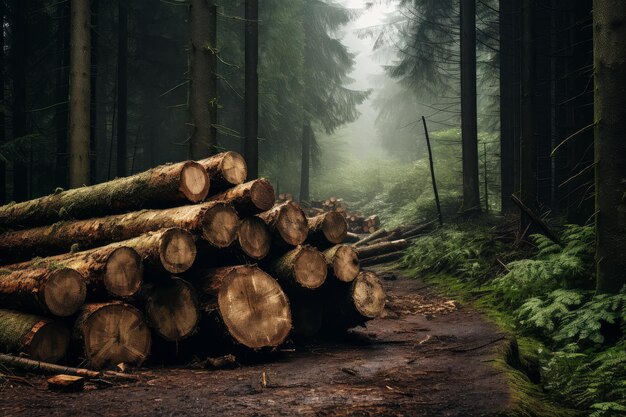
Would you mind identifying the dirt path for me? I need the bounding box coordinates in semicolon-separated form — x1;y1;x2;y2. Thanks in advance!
0;269;513;416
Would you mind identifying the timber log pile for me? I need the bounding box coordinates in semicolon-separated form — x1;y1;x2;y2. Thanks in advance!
0;151;388;372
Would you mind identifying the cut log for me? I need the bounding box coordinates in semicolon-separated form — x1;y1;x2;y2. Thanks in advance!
47;375;85;392
354;228;388;247
0;160;210;229
7;247;143;299
197;151;247;192
74;302;151;370
0;267;86;316
0;202;237;263
236;217;271;260
344;232;360;243
266;245;327;290
359;251;404;267
197;265;291;349
307;212;347;246
258;201;308;247
208;178;275;216
121;228;197;275
141;277;199;342
323;245;360;283
356;239;409;259
324;271;386;330
0;309;70;363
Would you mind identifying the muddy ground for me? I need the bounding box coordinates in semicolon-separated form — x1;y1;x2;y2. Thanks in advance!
0;268;513;416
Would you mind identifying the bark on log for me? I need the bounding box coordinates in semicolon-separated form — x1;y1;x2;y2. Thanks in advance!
7;247;143;299
266;245;327;290
258;201;308;247
323;245;360;283
324;271;386;330
121;228;197;275
0;202;237;263
307;212;347;247
359;251;404;267
0;267;86;316
356;239;409;259
141;277;199;342
208;178;275;216
197;151;247;192
0;309;70;363
74;302;151;369
236;217;270;260
0;160;210;229
196;265;291;349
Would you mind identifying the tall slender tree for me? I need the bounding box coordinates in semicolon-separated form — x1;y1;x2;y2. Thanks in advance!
54;1;70;189
68;0;91;187
499;0;516;212
244;0;259;179
0;0;5;203
460;0;480;213
116;0;127;177
188;0;217;160
593;0;626;293
11;0;29;200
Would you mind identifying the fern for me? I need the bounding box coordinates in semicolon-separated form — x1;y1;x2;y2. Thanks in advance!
516;289;587;336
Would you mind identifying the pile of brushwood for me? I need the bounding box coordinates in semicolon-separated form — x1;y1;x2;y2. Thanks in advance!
0;151;388;374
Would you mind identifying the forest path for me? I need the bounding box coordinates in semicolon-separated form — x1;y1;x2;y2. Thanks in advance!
0;268;514;417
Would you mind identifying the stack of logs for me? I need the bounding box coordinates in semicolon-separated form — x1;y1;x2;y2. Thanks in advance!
304;198;381;234
0;151;388;370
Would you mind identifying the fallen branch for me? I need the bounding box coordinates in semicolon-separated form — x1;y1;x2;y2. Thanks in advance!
511;195;561;245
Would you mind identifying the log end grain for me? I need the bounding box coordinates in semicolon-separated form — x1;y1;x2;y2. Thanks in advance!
218;266;291;349
321;212;348;244
331;245;360;283
104;247;144;297
275;203;308;246
201;203;239;248
159;228;197;274
77;303;151;369
25;319;71;363
293;246;327;289
352;271;386;319
250;179;276;212
217;151;247;186
144;278;199;341
179;161;210;202
237;217;271;260
44;269;87;317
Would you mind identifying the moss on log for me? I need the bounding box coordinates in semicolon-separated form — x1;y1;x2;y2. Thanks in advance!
0;160;210;229
0;202;236;263
197;151;247;192
74;302;151;370
0;309;70;363
208;178;275;216
0;267;86;316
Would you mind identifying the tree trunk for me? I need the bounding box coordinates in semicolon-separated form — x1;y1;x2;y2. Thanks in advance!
244;0;259;179
116;0;127;177
6;246;142;300
0;1;5;203
266;245;327;290
594;0;626;293
54;1;70;190
355;239;409;259
197;151;247;192
74;302;151;370
0;202;235;263
519;0;537;229
0;268;86;317
69;0;91;188
0;160;209;229
141;277;199;342
236;216;271;260
10;0;28;202
258;201;308;247
323;271;386;330
323;245;360;283
0;309;70;363
208;178;275;215
188;0;217;159
300;122;311;203
307;212;348;247
499;0;516;212
460;0;481;214
196;265;291;349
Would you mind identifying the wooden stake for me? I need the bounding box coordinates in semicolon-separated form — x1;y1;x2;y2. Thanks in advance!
422;116;443;226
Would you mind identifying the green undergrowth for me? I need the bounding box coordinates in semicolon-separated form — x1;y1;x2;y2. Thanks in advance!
401;223;626;417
